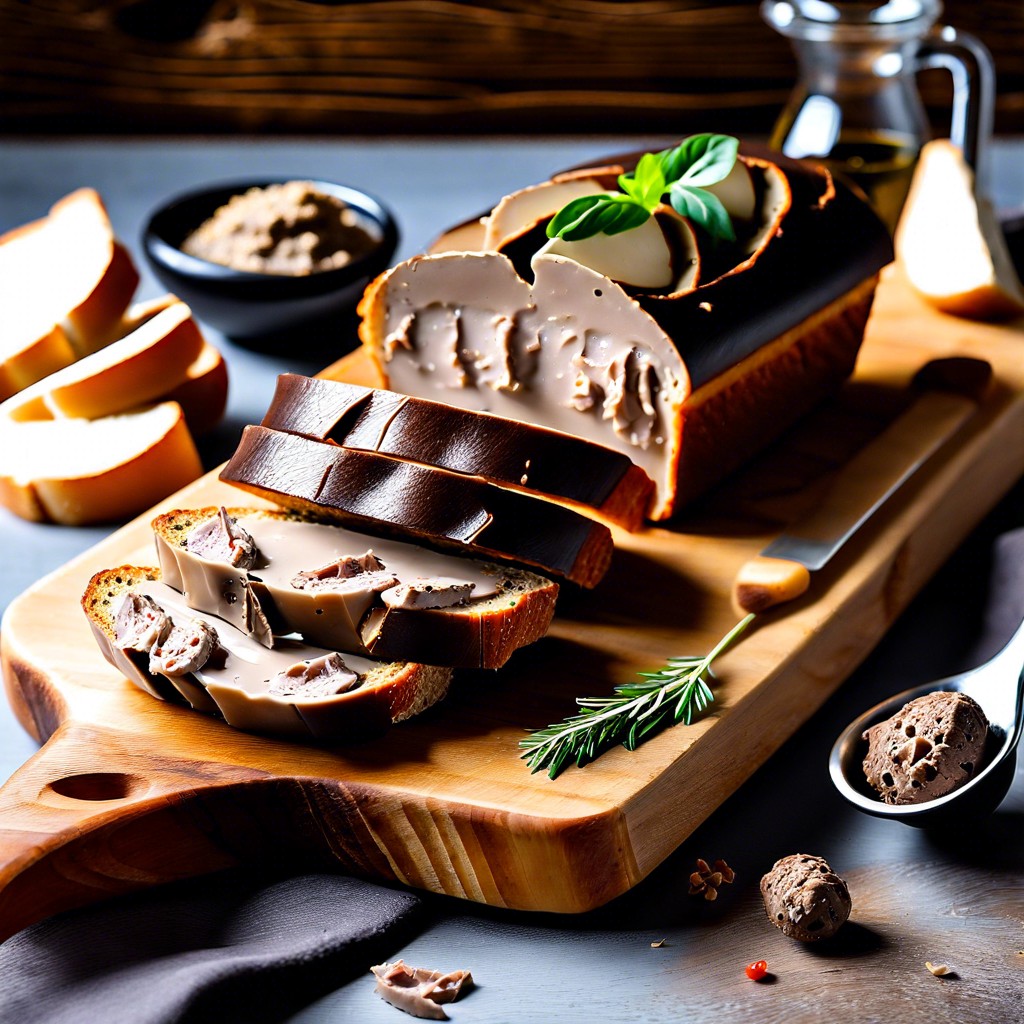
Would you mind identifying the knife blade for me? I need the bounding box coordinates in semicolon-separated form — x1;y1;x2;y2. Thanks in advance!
733;357;991;614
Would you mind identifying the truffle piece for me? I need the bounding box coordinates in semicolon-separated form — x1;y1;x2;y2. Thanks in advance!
760;853;851;942
862;690;989;804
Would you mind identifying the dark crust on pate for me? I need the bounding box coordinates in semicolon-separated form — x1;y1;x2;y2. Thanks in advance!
261;374;654;531
220;427;613;588
572;145;893;390
152;506;559;670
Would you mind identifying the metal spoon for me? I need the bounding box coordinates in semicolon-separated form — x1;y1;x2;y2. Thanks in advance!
829;614;1024;827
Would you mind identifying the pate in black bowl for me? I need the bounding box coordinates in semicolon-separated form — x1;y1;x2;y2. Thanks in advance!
142;179;399;348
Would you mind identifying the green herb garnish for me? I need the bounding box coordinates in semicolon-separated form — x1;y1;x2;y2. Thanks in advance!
519;614;755;779
546;134;740;245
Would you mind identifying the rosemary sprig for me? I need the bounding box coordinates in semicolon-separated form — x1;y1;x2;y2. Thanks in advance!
519;613;756;779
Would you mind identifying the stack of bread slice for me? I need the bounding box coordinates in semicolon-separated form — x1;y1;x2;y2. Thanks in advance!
0;190;227;525
84;369;647;739
83;501;563;739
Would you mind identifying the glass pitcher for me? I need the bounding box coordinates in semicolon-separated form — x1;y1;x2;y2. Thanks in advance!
762;0;995;230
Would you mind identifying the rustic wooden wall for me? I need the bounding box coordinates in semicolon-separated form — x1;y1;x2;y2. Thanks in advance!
2;0;1022;135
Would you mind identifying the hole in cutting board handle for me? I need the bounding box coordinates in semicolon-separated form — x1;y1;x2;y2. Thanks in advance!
46;772;147;802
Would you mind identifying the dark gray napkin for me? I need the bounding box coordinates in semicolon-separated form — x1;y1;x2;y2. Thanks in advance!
0;871;425;1024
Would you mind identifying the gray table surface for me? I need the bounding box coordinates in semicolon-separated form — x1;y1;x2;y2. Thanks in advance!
1;138;1023;1023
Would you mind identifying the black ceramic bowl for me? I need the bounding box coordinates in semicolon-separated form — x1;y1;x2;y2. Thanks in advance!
141;179;399;344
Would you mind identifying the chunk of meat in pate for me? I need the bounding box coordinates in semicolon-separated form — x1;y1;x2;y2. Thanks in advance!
148;618;219;676
371;960;473;1020
290;551;397;593
186;507;258;569
269;652;359;698
114;591;171;652
381;578;476;610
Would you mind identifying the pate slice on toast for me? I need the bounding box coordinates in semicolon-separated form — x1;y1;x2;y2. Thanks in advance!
82;564;453;741
261;373;654;531
152;507;559;670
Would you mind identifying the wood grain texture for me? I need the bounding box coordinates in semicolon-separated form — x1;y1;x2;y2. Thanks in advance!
1;0;1023;135
1;268;1023;942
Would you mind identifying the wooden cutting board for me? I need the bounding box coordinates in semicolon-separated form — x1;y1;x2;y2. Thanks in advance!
1;268;1022;942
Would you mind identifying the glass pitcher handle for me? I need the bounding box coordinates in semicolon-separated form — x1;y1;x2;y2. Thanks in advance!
915;27;995;177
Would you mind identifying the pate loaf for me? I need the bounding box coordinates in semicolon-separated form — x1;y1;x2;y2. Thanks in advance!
359;145;893;519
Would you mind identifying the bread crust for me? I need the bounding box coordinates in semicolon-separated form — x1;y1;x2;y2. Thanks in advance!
82;564;453;742
152;506;559;669
262;374;653;530
220;426;613;588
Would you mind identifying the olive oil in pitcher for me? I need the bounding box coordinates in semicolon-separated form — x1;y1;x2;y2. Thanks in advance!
762;0;993;232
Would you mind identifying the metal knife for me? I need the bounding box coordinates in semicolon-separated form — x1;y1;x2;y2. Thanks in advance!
733;357;992;614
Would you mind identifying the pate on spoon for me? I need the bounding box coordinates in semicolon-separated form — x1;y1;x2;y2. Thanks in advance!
829;613;1024;827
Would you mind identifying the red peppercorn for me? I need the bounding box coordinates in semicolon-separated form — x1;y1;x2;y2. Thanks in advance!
745;959;768;981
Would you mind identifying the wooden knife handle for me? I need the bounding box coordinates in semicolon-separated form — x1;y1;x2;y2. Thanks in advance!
733;556;811;615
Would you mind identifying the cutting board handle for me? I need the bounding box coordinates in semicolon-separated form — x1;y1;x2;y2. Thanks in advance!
0;722;245;943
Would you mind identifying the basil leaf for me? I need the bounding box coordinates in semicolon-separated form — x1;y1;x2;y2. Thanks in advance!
668;183;736;243
547;194;650;241
618;152;666;210
659;134;738;188
546;195;609;239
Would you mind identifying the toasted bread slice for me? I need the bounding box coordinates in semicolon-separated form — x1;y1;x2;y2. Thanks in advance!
152;507;559;669
2;299;205;422
82;564;453;740
0;189;139;401
221;425;613;588
0;401;202;524
262;374;653;531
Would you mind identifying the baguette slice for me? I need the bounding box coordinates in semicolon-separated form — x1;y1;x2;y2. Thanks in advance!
0;401;202;524
262;374;653;530
221;426;614;588
2;299;205;422
82;565;453;741
0;189;139;401
116;295;228;435
162;341;228;436
152;507;559;669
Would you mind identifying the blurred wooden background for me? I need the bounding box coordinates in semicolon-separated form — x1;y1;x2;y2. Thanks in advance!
2;0;1023;135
